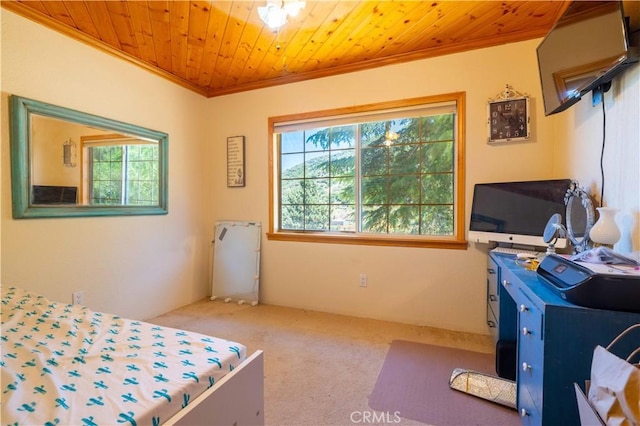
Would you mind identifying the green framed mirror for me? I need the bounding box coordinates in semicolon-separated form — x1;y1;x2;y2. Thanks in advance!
10;95;168;218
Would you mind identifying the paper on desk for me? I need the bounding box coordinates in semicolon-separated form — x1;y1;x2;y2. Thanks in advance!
575;261;640;277
570;247;640;266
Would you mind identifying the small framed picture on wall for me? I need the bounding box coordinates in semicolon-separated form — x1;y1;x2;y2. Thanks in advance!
227;136;245;187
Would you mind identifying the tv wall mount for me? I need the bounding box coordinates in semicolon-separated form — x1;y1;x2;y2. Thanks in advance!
487;84;531;144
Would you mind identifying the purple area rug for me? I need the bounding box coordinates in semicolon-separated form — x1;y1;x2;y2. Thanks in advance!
369;340;519;425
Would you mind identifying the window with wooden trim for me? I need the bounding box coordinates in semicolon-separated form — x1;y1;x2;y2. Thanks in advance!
268;93;466;249
81;135;159;206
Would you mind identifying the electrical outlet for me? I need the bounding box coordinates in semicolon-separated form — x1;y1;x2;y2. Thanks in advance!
72;291;84;305
359;274;367;287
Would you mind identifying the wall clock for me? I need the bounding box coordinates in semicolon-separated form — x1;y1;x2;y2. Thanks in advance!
487;85;530;144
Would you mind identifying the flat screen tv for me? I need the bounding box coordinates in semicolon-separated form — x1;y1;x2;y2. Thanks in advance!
32;185;78;205
468;179;571;249
537;0;639;116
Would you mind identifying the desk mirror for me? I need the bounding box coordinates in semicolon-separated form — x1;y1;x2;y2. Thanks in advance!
564;181;594;253
10;95;168;218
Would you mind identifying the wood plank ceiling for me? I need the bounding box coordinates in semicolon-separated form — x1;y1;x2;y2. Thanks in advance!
2;1;570;98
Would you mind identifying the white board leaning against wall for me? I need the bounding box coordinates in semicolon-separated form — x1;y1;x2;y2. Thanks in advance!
211;222;261;305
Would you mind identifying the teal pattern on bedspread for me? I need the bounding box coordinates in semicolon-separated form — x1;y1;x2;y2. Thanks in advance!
1;286;247;425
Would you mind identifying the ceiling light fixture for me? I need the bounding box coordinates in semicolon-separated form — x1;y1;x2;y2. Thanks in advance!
258;1;306;30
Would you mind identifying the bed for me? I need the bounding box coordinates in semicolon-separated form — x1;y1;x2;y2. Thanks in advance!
1;286;264;425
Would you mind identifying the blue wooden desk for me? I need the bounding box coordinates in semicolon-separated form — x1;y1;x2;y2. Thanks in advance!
489;252;640;425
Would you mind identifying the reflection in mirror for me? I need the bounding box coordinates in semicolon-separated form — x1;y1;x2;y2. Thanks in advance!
564;180;595;253
10;95;168;218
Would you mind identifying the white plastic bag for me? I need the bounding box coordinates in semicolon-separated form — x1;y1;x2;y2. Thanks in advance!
588;324;640;426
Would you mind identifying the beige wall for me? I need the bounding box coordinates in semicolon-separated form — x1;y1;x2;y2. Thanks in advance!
204;39;565;333
2;9;638;334
30;116;89;188
1;10;211;320
553;66;640;254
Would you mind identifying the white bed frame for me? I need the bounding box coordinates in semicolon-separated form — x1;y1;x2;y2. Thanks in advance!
166;350;264;425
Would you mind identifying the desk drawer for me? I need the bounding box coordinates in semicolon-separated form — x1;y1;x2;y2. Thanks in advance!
487;295;499;327
487;258;499;318
517;290;544;413
487;257;500;340
487;304;498;340
518;385;542;426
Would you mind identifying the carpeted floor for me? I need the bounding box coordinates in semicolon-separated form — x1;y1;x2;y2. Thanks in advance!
369;340;519;425
150;299;514;425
